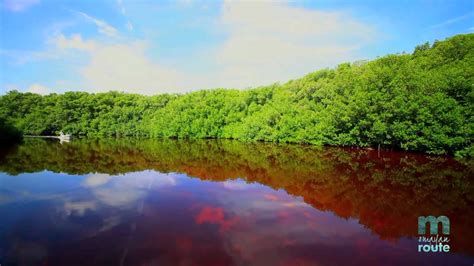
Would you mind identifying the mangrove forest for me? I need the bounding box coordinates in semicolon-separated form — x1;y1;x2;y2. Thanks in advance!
1;34;473;156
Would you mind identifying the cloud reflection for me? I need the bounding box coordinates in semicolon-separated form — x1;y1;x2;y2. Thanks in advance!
81;171;178;207
63;200;97;216
82;173;112;188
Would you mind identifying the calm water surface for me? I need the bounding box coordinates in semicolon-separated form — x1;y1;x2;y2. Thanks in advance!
0;139;473;265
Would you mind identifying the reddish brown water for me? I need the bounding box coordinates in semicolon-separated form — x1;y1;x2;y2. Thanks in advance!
0;139;473;265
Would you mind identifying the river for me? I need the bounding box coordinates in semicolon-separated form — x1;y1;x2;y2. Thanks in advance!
0;138;472;265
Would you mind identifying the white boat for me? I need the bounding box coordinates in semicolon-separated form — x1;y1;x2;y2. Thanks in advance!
59;131;71;141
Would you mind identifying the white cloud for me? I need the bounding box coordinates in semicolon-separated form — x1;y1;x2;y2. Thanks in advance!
80;41;185;94
93;187;144;207
3;2;376;94
117;0;126;14
27;83;50;95
211;1;374;88
54;34;97;51
63;200;97;216
74;10;119;38
223;179;251;190
83;174;112;188
89;171;177;207
117;0;134;31
44;30;191;94
126;21;134;31
3;0;40;12
81;2;374;94
77;2;374;93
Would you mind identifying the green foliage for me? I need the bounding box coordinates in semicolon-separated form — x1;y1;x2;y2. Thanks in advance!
0;117;22;143
1;34;473;156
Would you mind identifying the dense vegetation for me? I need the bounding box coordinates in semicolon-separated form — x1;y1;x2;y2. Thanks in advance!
0;117;21;143
1;34;473;156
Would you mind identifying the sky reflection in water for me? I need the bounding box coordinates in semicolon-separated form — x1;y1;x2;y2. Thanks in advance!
0;139;473;265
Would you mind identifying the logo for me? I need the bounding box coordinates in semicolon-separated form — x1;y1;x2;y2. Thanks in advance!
417;215;450;253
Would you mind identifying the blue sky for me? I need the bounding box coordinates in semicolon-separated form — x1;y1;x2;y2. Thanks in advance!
1;0;473;95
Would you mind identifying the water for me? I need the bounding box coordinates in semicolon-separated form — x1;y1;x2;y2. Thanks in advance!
0;138;473;265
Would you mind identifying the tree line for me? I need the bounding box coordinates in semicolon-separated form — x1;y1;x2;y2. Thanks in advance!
0;34;472;156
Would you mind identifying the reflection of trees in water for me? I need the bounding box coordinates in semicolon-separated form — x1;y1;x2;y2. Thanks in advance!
1;138;473;255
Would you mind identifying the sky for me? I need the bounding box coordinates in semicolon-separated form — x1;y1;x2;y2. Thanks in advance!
0;0;473;95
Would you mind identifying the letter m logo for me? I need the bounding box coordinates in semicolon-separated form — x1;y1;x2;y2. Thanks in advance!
418;216;450;235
